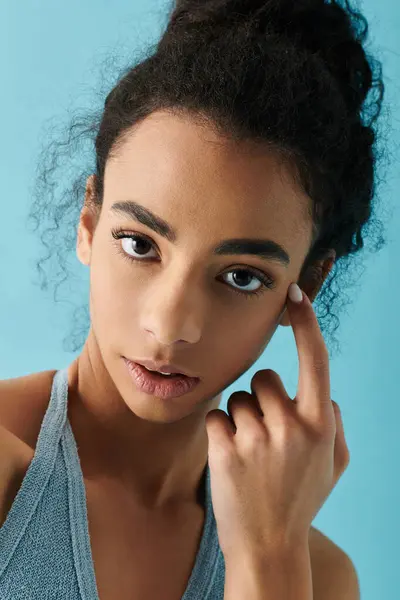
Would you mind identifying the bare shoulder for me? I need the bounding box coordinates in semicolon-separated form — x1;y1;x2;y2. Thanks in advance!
309;526;360;600
0;369;57;449
0;370;59;529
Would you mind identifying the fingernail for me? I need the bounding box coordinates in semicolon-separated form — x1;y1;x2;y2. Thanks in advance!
288;283;303;303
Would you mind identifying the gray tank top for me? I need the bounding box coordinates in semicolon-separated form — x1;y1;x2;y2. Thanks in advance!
0;367;225;599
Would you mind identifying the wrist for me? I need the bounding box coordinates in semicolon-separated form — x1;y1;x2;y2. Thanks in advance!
224;535;310;570
224;543;312;600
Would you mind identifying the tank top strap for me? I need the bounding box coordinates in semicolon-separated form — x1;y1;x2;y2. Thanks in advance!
0;367;70;571
35;367;70;452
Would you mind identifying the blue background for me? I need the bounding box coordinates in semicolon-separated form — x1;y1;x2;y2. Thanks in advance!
1;1;399;597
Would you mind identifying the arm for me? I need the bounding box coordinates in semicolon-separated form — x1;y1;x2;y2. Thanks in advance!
313;550;360;600
223;543;361;600
224;544;313;600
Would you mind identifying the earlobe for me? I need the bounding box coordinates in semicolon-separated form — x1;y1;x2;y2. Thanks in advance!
279;310;291;327
76;231;91;266
76;178;99;267
76;211;94;266
279;252;335;328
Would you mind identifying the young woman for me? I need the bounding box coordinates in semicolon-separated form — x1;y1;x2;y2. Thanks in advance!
0;0;387;598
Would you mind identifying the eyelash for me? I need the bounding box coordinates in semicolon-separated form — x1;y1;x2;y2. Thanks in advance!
111;228;276;299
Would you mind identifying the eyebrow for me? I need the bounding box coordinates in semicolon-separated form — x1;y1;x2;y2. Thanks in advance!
110;200;290;268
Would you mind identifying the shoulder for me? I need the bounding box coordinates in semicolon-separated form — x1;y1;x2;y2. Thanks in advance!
0;370;57;448
309;526;360;600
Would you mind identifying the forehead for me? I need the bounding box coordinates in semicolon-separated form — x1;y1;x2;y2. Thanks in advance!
104;111;313;261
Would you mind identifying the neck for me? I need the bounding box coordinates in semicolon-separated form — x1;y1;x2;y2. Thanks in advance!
66;348;221;510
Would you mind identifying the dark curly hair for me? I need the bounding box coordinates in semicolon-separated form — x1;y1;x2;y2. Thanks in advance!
27;0;391;359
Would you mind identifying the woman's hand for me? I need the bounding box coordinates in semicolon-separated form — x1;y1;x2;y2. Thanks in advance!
205;283;350;563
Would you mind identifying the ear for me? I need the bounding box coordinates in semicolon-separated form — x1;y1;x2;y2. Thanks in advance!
279;250;336;327
76;174;101;266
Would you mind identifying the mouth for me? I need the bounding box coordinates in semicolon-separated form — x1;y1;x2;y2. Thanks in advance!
123;358;201;399
135;362;184;378
129;357;198;379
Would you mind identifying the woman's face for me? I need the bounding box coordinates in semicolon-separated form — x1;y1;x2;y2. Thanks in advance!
77;110;314;421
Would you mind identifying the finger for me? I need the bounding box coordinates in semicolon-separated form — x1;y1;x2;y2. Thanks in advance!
249;369;297;438
332;401;350;483
286;284;333;426
227;390;262;421
227;391;266;438
205;409;236;455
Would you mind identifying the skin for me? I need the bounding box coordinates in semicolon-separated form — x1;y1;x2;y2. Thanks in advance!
69;109;336;512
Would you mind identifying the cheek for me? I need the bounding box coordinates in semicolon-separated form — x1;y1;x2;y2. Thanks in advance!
214;320;275;381
89;259;140;335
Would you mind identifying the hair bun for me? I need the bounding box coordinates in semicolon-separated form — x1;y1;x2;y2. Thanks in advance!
169;0;374;115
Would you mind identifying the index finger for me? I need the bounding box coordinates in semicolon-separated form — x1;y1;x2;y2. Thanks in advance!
286;284;333;426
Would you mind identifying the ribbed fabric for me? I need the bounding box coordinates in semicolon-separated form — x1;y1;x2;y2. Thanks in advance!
0;367;226;599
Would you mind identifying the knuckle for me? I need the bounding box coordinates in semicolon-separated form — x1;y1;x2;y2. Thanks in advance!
227;391;249;410
211;442;236;468
251;369;277;388
241;425;268;453
341;444;351;468
273;413;302;445
309;421;333;444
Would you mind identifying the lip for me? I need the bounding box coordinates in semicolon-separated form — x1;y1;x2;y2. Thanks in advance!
129;358;198;378
123;359;200;399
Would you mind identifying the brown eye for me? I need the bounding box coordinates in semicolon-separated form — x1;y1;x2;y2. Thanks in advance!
112;230;158;259
121;235;158;258
111;228;275;299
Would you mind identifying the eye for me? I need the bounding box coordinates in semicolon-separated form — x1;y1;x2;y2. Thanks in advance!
120;232;158;260
111;229;276;299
